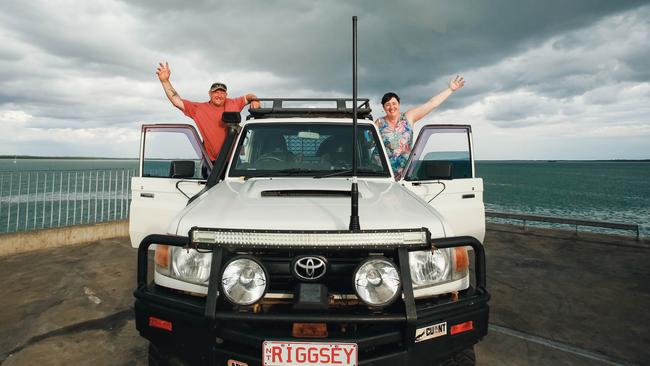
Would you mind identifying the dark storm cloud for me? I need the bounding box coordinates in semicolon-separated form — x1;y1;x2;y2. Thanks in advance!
2;0;646;106
0;1;151;79
122;0;647;99
0;0;649;157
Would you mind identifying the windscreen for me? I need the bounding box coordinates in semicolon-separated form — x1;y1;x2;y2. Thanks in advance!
229;123;390;178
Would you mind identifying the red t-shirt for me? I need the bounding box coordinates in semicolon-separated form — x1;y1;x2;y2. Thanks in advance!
182;96;246;160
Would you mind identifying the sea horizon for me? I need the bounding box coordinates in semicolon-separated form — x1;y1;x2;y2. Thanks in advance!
0;158;647;238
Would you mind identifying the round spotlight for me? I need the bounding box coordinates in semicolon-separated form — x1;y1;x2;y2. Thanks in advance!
353;257;401;307
220;257;268;306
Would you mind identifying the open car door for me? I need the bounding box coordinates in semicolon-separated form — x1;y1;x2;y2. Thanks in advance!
400;124;485;242
129;124;212;248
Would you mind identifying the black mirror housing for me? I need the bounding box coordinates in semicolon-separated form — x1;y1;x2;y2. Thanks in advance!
421;161;453;180
169;160;195;178
222;112;241;125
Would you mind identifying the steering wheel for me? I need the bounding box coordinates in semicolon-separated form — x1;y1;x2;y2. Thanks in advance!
256;154;284;163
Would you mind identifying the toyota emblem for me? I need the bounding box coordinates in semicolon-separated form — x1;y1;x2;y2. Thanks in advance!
293;256;327;281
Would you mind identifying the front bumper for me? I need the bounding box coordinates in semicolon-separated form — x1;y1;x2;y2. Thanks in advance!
134;233;490;365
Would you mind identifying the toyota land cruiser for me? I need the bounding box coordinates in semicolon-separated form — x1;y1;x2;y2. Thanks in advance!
129;98;489;365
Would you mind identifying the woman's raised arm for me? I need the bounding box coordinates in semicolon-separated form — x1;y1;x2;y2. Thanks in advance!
404;75;465;124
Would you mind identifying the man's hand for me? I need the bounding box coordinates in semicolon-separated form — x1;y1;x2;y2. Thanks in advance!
449;75;465;92
246;93;261;109
156;62;171;82
157;62;183;111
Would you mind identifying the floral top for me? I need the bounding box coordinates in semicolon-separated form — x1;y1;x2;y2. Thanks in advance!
377;113;413;178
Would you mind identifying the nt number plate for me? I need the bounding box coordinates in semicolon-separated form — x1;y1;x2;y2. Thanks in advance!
263;341;357;366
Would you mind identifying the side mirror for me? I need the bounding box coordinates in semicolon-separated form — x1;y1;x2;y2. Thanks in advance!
169;160;195;178
421;161;453;180
222;112;241;125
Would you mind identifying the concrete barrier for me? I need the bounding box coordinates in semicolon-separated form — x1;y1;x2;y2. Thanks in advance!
0;220;129;257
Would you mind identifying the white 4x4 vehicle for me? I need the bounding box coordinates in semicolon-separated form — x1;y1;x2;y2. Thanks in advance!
130;98;489;366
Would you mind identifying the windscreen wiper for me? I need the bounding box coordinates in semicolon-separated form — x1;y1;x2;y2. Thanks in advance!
357;170;391;176
313;170;352;179
314;169;388;179
272;168;316;176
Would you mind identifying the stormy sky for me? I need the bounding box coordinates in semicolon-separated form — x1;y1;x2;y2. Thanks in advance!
0;0;648;159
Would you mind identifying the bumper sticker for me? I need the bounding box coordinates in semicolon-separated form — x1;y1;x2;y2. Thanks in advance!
414;322;447;343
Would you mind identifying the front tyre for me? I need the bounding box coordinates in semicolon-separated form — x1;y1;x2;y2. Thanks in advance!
437;347;475;366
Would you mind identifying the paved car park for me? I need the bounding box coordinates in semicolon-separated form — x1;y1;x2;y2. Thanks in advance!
0;225;648;365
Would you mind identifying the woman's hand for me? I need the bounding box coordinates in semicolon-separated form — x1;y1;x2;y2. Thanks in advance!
449;75;465;91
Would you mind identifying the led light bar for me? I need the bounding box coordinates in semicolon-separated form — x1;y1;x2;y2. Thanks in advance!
191;228;429;249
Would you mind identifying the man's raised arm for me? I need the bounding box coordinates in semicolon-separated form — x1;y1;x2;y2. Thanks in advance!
156;62;184;111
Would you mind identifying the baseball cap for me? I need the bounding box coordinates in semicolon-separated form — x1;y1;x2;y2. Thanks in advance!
209;82;227;92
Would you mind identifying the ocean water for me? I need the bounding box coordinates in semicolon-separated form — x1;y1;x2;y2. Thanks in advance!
477;161;650;237
0;159;648;237
0;158;138;172
0;159;138;233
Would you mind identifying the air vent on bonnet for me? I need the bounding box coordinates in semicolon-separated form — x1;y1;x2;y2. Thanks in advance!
261;190;353;197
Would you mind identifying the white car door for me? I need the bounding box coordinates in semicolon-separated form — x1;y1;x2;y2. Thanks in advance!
400;125;485;242
129;124;211;248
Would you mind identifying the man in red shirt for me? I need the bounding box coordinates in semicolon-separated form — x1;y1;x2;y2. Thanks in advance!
156;62;259;161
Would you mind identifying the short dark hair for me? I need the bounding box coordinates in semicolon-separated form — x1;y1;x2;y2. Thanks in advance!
381;92;400;105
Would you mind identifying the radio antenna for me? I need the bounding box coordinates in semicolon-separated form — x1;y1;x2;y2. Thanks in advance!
349;16;361;231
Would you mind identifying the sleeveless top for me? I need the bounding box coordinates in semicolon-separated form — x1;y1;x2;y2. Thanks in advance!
377;113;413;178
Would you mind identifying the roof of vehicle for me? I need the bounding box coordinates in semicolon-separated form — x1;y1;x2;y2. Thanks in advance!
246;98;373;121
241;117;377;127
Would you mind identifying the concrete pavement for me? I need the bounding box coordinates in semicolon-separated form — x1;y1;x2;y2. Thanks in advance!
477;224;650;365
0;226;648;365
0;237;146;366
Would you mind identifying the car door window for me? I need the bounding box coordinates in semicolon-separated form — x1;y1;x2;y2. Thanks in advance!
143;128;206;179
404;128;472;181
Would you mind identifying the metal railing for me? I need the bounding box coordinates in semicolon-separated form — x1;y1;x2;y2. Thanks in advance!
0;169;136;233
485;211;641;240
2;169;643;241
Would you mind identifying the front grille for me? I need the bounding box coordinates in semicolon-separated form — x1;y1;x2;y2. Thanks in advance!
228;249;396;295
218;248;413;316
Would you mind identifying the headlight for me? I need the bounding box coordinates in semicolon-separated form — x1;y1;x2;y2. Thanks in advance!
170;247;212;285
353;257;401;307
409;249;451;286
409;248;469;289
220;257;268;306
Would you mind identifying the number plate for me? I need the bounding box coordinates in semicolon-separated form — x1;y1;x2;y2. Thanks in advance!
262;341;358;366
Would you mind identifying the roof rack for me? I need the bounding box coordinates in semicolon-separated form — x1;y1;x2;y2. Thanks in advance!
247;98;373;120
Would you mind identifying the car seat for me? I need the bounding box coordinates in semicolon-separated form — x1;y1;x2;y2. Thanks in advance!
317;134;352;167
255;132;292;165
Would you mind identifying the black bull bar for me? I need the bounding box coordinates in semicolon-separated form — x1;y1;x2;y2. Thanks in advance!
136;229;489;345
